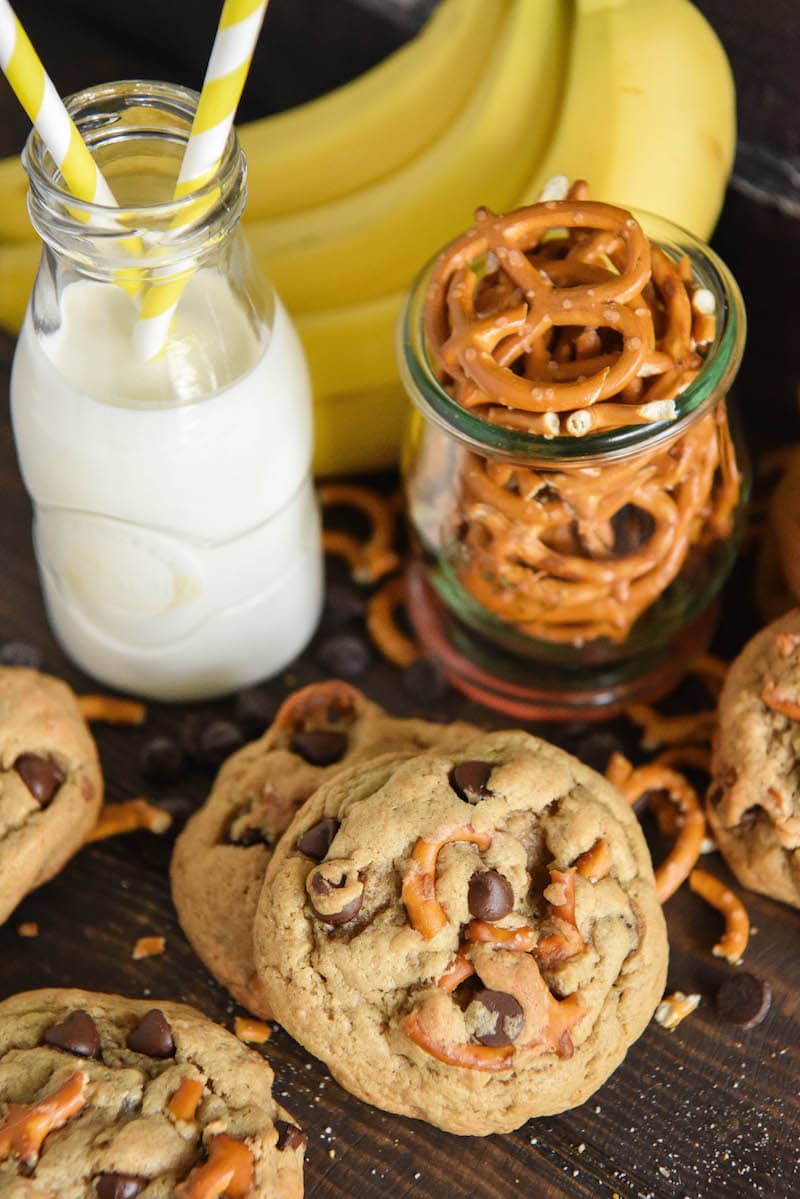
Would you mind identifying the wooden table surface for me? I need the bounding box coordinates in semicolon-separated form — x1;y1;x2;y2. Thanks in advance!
1;5;800;1198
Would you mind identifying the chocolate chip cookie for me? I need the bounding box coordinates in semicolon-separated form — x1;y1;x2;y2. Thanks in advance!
0;988;305;1196
253;731;668;1135
171;681;478;1016
0;668;103;925
709;610;800;908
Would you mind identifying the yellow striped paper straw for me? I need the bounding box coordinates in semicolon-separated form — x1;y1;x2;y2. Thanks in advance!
0;0;116;207
134;0;269;360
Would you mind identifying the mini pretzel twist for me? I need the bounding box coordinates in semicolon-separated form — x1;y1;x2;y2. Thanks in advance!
366;575;420;667
0;1071;86;1165
421;188;737;646
614;763;706;902
319;483;400;585
689;869;750;964
175;1133;254;1199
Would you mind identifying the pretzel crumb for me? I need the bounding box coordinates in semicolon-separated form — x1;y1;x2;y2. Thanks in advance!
654;991;701;1030
234;1016;272;1045
86;798;172;844
132;936;165;960
77;694;147;725
16;922;38;938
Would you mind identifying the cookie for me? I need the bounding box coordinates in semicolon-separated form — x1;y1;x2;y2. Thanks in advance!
171;681;478;1016
253;731;668;1135
0;988;305;1197
0;668;103;925
709;609;800;908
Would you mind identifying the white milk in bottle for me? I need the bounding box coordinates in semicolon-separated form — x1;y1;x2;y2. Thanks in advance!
10;82;322;700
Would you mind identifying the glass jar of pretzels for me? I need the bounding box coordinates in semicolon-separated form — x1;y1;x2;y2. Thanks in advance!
399;185;747;719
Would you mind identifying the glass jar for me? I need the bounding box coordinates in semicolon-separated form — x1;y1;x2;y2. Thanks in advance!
11;81;322;701
400;212;747;719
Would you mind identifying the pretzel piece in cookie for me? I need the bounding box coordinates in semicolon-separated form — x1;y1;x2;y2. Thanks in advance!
167;1076;205;1122
403;826;493;939
0;1070;86;1165
760;682;800;722
689;869;750;964
402;1004;515;1071
175;1132;254;1199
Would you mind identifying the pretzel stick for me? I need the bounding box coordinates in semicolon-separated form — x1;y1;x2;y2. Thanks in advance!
86;798;172;843
366;575;419;667
319;483;399;585
77;695;146;725
689;869;750;964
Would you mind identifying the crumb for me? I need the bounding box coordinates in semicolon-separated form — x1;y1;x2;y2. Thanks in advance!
234;1016;272;1045
654;991;701;1030
132;935;165;960
17;921;38;937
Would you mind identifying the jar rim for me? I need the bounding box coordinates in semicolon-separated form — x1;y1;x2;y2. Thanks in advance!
22;79;246;261
397;207;746;464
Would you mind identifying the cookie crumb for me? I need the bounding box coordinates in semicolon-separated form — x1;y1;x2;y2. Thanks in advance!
234;1016;272;1044
17;921;38;937
654;991;701;1030
132;935;165;960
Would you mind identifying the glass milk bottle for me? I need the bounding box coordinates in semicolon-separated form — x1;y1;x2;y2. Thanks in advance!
11;81;322;701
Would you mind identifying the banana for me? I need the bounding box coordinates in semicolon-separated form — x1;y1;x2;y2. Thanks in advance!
0;0;507;243
522;0;735;239
243;0;570;314
0;239;37;332
312;381;407;477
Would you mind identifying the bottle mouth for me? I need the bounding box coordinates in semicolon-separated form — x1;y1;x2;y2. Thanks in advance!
398;208;747;465
23;79;246;268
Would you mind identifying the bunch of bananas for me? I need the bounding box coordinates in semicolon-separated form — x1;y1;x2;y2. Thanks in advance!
0;0;735;475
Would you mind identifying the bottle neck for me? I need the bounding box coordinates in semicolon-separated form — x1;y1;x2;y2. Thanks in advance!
23;80;247;282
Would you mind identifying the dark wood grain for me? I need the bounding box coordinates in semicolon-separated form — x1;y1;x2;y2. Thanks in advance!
1;6;800;1198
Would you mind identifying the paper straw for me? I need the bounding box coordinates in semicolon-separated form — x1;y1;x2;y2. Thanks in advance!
134;0;269;360
0;0;115;206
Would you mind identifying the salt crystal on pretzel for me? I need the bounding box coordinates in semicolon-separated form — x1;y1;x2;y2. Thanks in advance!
689;868;750;964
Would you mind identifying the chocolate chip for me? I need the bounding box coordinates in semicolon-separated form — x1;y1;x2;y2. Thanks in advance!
95;1174;146;1199
468;870;514;922
319;583;365;633
138;736;185;784
14;754;65;806
275;1120;308;1152
289;729;348;766
449;761;493;803
0;639;43;669
610;504;655;556
297;817;340;860
316;632;371;678
715;973;772;1029
126;1009;175;1058
469;989;525;1047
308;870;364;925
43;1009;101;1058
196;720;244;769
402;657;450;705
235;686;278;739
737;805;765;829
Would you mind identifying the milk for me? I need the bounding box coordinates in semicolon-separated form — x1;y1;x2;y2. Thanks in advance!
11;270;323;700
